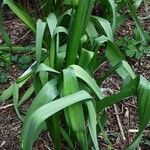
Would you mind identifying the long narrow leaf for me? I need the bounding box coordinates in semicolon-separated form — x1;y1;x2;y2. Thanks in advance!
70;65;104;100
63;67;88;150
128;76;150;149
105;42;136;80
36;20;46;65
86;101;99;150
92;16;113;42
4;0;36;32
21;90;92;150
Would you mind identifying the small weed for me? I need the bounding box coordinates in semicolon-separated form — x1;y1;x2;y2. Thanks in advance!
115;33;150;59
0;71;8;83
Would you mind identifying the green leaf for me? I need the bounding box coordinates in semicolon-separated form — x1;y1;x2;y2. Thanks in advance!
16;62;36;83
79;48;94;69
0;84;14;102
24;79;59;143
92;16;113;42
94;35;109;46
21;90;92;150
53;26;68;36
70;65;104;100
105;42;136;80
47;13;58;38
86;101;99;150
108;0;116;33
36;20;46;65
26;79;58;117
86;21;98;44
128;76;150;149
4;0;36;32
36;63;60;74
0;75;31;102
66;0;90;65
63;67;88;150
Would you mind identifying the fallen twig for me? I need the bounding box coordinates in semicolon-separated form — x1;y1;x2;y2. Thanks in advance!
0;104;13;110
113;104;126;141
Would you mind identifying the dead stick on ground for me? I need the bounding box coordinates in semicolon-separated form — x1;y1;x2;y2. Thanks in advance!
113;104;126;141
0;104;13;110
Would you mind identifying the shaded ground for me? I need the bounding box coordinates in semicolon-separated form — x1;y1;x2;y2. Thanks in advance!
0;3;150;150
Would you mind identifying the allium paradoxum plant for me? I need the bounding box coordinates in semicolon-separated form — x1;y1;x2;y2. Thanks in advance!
1;0;150;150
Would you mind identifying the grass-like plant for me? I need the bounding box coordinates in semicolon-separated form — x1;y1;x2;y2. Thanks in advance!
0;0;150;149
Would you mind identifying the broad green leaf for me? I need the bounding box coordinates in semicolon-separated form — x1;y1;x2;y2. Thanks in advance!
63;0;72;5
58;9;72;25
105;42;136;80
4;0;36;32
36;63;60;74
25;79;59;143
33;74;42;94
57;51;66;70
86;101;99;150
86;21;98;44
92;16;113;42
39;72;48;86
0;84;14;102
53;26;68;36
83;0;95;32
89;35;108;71
79;48;94;69
47;13;58;38
128;76;150;149
70;65;104;100
94;35;109;46
107;0;116;33
36;20;46;65
66;0;89;65
63;67;88;150
26;79;58;117
21;90;92;150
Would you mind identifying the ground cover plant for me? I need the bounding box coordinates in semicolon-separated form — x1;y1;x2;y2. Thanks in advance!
0;0;150;149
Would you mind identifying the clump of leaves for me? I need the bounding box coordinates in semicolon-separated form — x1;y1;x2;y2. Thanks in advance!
0;0;150;150
115;26;150;59
115;35;150;59
0;71;9;83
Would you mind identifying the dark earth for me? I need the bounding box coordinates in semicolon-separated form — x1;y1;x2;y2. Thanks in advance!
0;2;150;150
